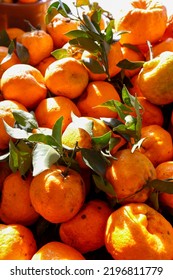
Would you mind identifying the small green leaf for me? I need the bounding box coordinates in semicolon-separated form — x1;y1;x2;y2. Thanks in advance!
52;116;63;151
65;30;89;39
81;148;108;176
92;131;112;150
16;42;30;64
149;191;159;211
0;29;11;47
32;143;60;176
82;57;106;74
117;59;144;70
109;136;121;152
12;109;38;131
28;134;59;147
3;120;30;139
9;140;19;173
69;37;100;53
82;14;100;34
146;179;173;194
16;140;32;176
92;174;116;196
51;48;70;60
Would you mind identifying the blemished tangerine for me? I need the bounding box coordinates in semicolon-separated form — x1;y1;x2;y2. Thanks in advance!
105;203;173;260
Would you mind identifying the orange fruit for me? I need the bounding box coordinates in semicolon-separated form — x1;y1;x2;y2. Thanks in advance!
136;96;164;127
34;96;81;132
81;41;123;81
161;14;173;41
1;64;47;110
0;46;20;78
105;148;156;204
114;0;167;45
35;56;56;76
31;241;85;260
0;160;11;192
0;171;39;226
138;124;173;167
29;164;86;223
156;161;173;208
121;45;145;77
146;38;173;60
77;81;121;118
5;27;25;40
17;29;54;66
45;57;89;99
59;199;112;254
137;51;173;105
105;202;173;260
0;100;28;150
46;13;79;48
0;223;37;260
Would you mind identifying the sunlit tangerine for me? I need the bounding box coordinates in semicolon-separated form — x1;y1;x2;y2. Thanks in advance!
59;199;112;254
77;81;121;118
17;29;54;66
105;203;173;260
0;100;28;150
138;124;173;167
29;165;86;223
0;171;39;226
105;148;156;204
114;0;167;45
45;57;89;99
34;96;81;132
46;13;79;48
1;64;47;110
81;41;123;81
31;241;85;260
156;161;173;209
0;224;37;260
0;46;20;78
137;51;173;105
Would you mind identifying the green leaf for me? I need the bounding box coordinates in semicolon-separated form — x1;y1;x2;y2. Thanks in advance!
108;136;121;152
122;84;136;107
105;22;113;44
0;29;11;47
32;143;60;176
82;13;100;34
51;48;70;60
149;191;159;211
8;140;32;176
45;1;72;24
65;30;89;39
12;110;38;131
28;134;59;147
92;131;112;150
92;174;116;196
16;42;30;64
81;148;108;176
69;37;100;53
146;179;173;194
82;57;106;74
117;58;144;70
3;120;30;139
52;116;63;151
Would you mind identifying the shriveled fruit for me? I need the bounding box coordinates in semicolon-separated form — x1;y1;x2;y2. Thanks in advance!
105;203;173;260
105;148;156;203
